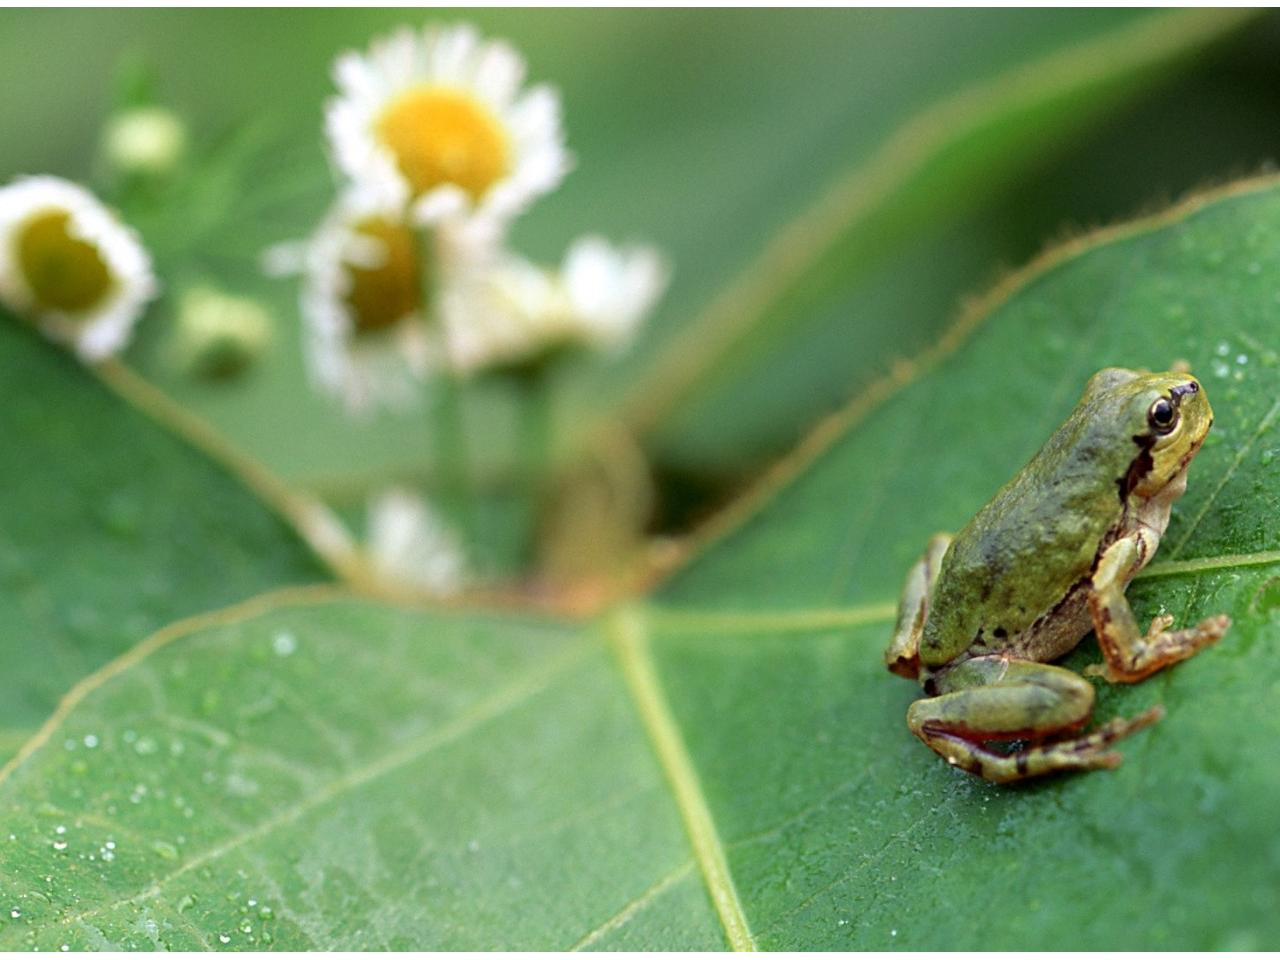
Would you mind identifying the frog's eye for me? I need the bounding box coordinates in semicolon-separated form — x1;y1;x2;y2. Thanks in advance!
1148;397;1178;434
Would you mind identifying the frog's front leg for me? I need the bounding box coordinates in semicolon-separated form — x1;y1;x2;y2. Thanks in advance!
1086;532;1231;684
884;533;951;678
907;656;1161;783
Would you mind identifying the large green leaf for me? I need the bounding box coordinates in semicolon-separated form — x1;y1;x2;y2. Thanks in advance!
0;317;331;762
585;7;1257;480
2;179;1279;949
0;595;724;951
649;176;1280;948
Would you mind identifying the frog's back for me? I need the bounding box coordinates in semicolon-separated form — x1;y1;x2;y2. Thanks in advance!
920;397;1135;667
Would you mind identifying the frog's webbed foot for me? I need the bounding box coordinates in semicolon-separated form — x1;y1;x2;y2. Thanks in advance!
1084;612;1230;683
907;656;1161;784
1088;536;1231;684
884;533;951;679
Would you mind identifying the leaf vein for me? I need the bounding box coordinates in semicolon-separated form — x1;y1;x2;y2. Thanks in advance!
568;859;695;951
1169;393;1280;557
608;606;757;951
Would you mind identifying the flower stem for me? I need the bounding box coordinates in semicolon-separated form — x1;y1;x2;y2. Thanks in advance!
418;227;477;560
432;370;478;557
510;362;556;571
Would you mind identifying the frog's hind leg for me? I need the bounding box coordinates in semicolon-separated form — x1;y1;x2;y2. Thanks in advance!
907;656;1162;783
885;533;951;679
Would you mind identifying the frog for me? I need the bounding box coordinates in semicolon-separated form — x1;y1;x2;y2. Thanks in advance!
883;367;1230;783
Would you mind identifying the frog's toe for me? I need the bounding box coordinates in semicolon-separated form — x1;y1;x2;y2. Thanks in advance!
1083;704;1163;744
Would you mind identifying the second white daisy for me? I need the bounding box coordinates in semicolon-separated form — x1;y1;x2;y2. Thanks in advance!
0;175;156;360
326;23;571;235
441;235;669;374
294;188;440;414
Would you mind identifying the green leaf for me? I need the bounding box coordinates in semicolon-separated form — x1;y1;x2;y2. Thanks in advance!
5;177;1280;950
606;7;1257;481
0;317;332;763
0;595;725;951
648;176;1280;948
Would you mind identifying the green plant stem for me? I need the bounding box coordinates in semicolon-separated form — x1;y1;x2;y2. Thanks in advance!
510;364;555;570
419;229;477;558
431;372;478;559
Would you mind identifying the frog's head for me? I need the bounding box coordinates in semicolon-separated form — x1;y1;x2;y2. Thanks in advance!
1084;367;1213;499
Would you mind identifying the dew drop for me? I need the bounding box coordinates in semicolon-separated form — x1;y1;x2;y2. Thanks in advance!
60;945;69;952
151;840;179;861
10;909;20;919
52;840;68;852
54;825;66;835
82;734;98;749
218;934;231;944
272;631;297;657
1216;340;1231;356
224;773;260;798
239;920;253;935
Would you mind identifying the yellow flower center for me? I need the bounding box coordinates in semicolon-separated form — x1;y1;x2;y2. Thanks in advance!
375;87;509;202
16;210;113;313
344;218;422;334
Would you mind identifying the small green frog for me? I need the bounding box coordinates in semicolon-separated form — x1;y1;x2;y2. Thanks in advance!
885;367;1230;783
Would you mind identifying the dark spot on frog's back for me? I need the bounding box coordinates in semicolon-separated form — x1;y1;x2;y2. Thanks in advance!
993;626;1007;639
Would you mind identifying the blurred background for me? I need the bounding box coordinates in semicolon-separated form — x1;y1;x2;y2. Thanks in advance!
4;8;1280;593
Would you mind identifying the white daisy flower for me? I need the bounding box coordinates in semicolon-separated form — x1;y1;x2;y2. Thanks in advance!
441;235;668;374
366;487;466;595
560;236;669;351
0;175;157;360
295;188;439;414
326;23;571;235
